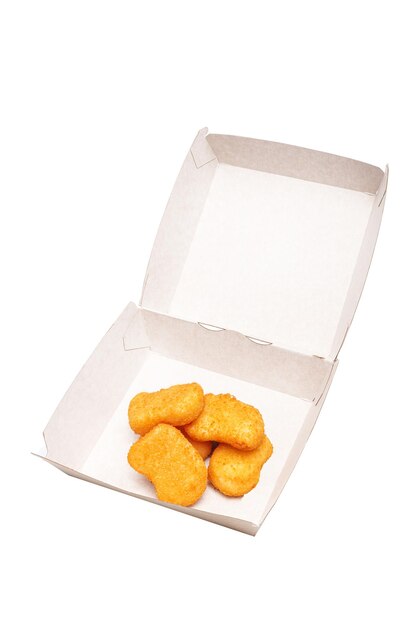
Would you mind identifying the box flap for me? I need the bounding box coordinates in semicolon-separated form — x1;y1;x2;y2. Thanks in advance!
142;129;387;359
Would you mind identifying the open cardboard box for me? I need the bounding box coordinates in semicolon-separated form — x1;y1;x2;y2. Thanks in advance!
35;129;388;535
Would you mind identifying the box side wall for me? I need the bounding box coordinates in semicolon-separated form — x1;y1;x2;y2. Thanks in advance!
328;167;388;359
259;360;339;526
43;303;146;469
124;308;333;402
207;133;384;193
141;129;218;314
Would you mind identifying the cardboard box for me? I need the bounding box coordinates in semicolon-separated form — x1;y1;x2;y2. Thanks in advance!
35;128;388;535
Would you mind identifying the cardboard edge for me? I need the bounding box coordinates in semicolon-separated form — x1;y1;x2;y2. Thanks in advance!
377;164;389;207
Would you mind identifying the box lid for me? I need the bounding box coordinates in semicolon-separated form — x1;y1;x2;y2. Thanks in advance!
141;129;387;360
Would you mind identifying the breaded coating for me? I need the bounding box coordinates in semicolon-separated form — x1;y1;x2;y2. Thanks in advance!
127;424;207;506
184;393;264;450
128;383;204;435
181;429;213;460
208;435;273;497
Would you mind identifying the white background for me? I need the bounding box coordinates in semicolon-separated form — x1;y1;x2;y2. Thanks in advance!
1;1;416;624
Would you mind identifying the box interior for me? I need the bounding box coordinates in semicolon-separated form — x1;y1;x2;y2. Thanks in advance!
81;349;313;526
44;305;332;528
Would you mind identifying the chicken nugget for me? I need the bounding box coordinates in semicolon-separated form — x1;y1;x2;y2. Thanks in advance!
128;382;204;435
208;435;273;497
127;424;207;506
181;429;213;460
184;393;264;450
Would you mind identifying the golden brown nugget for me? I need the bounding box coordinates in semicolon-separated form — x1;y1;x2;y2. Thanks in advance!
208;435;273;497
128;383;204;435
127;424;207;506
181;429;213;460
184;393;264;450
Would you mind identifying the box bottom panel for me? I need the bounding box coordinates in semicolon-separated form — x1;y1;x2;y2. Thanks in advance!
81;350;311;526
